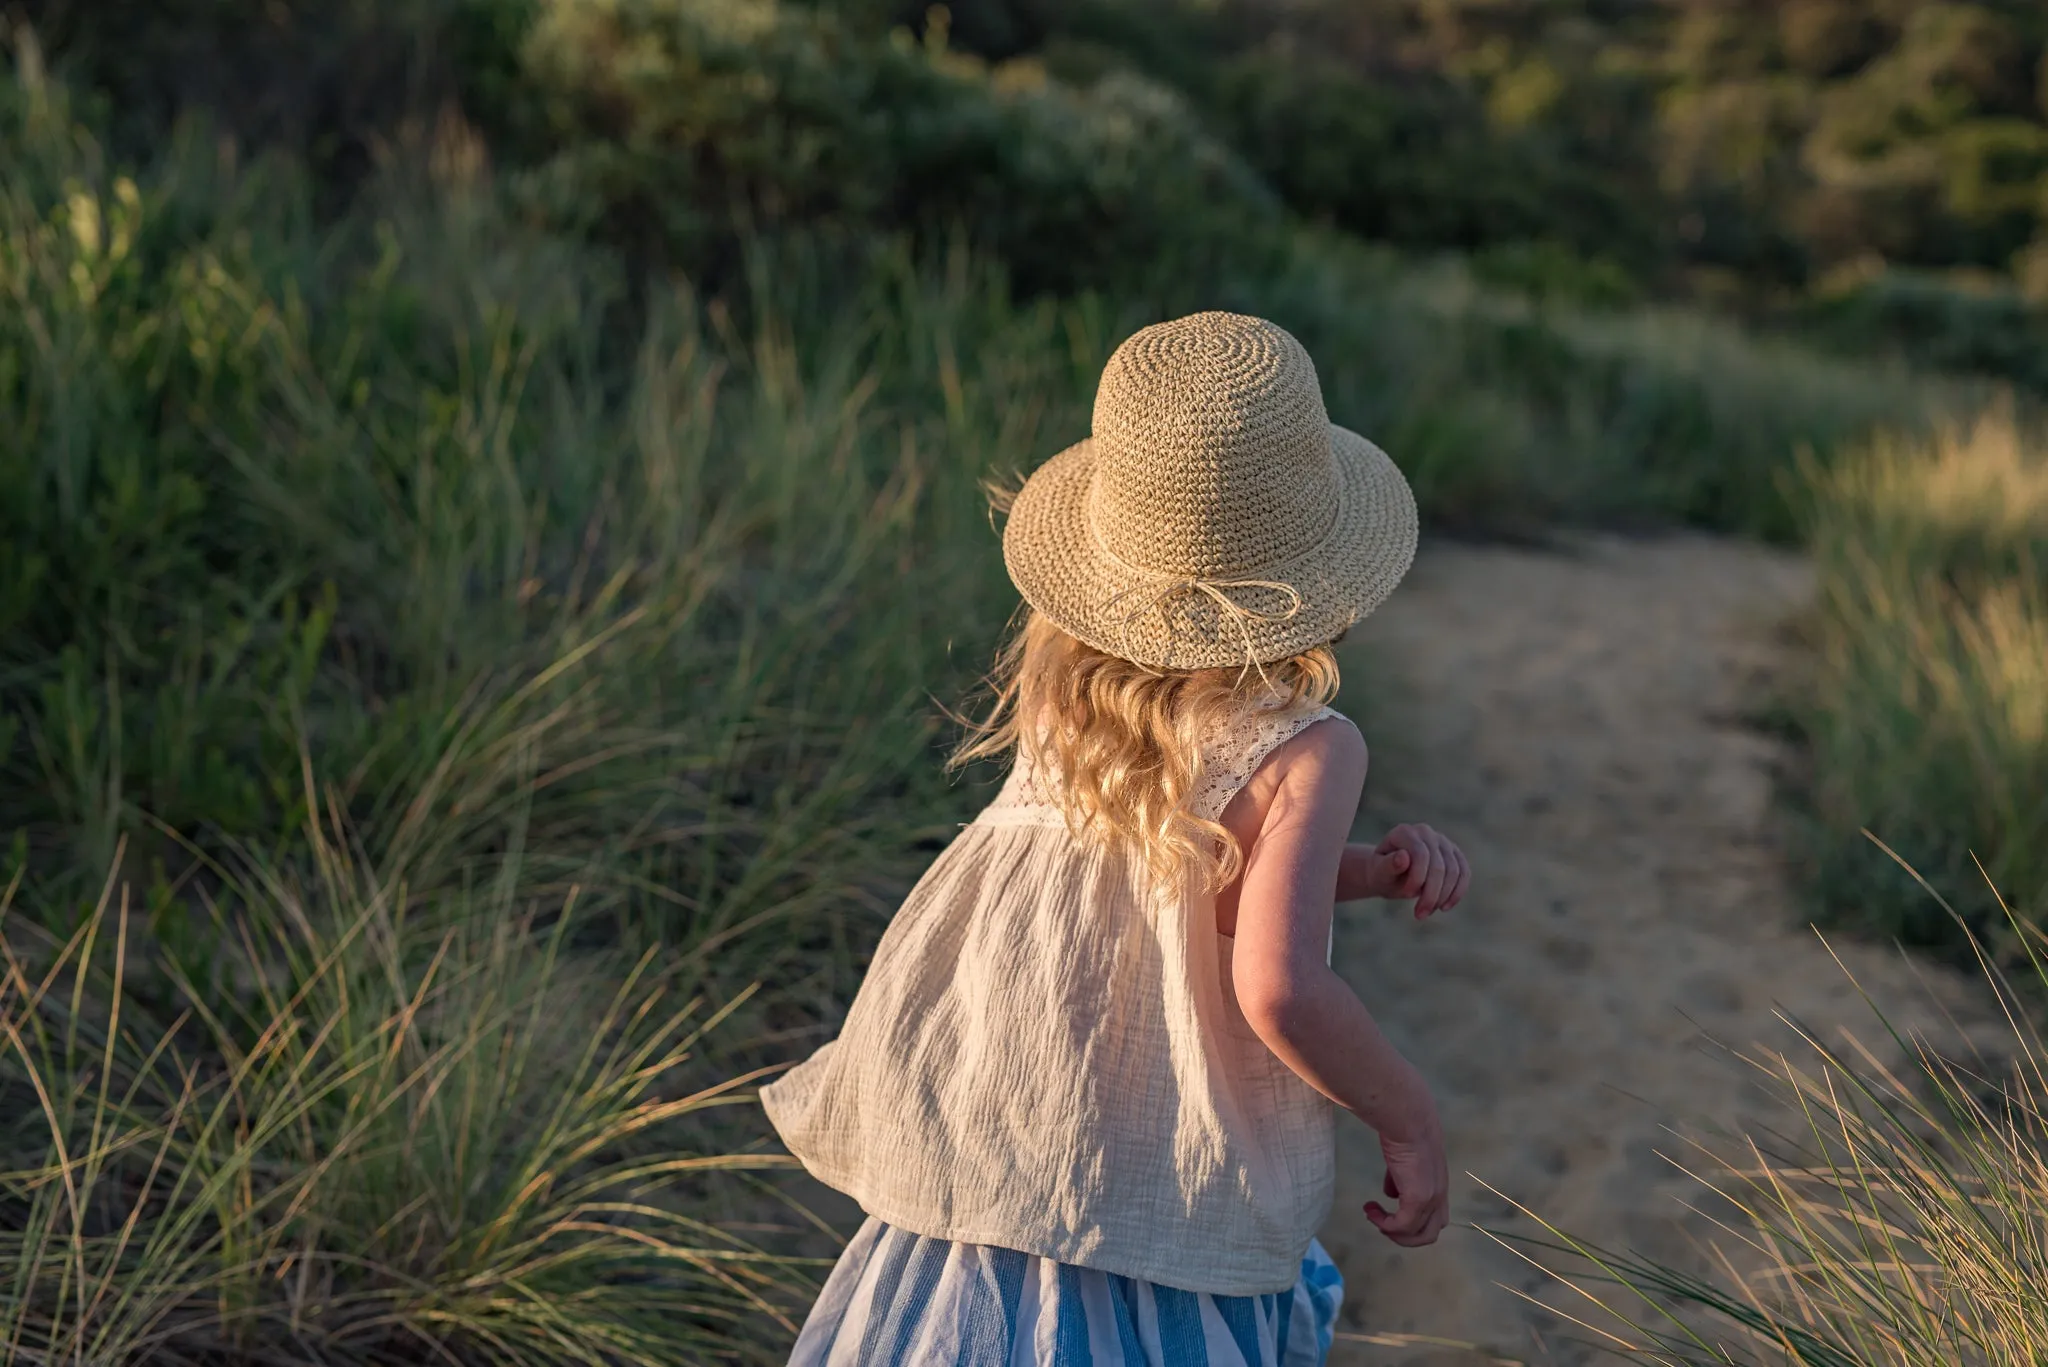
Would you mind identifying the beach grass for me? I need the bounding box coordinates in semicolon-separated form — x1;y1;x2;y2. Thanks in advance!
2;60;1076;1362
0;827;815;1363
1793;410;2048;957
1494;857;2048;1366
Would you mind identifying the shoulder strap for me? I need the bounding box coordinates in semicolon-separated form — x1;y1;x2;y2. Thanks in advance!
1185;701;1350;824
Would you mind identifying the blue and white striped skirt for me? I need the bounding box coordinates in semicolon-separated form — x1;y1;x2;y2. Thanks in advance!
789;1218;1344;1365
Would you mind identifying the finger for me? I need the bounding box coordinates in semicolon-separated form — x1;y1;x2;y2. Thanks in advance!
1387;825;1431;865
1398;1196;1449;1245
1416;842;1451;915
1377;1197;1432;1240
1384;1170;1398;1200
1435;847;1460;911
1399;844;1433;899
1373;1182;1429;1237
1447;848;1470;909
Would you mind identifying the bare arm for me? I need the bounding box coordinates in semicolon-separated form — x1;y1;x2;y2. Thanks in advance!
1224;718;1450;1247
1226;722;1436;1136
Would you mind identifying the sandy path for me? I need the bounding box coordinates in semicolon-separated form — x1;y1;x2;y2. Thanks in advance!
1320;532;2000;1365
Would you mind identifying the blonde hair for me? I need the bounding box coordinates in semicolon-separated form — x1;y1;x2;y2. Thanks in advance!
949;606;1342;893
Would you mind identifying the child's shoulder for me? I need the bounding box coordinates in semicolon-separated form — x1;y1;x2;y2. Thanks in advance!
1270;707;1366;773
1229;702;1365;795
1212;706;1365;835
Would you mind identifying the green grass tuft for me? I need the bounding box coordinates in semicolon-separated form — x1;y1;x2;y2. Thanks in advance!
1796;410;2048;956
0;819;821;1365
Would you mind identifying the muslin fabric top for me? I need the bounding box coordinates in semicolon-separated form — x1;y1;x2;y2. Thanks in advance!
759;691;1349;1296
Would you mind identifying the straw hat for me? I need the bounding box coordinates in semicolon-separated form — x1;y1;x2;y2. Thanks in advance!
1003;311;1417;670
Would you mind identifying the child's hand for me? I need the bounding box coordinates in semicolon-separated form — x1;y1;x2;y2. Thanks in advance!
1359;823;1470;918
1365;1115;1449;1248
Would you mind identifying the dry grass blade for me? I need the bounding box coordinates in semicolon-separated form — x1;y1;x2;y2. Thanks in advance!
1332;1329;1533;1364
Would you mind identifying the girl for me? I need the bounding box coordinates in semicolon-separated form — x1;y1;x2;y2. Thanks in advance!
760;311;1469;1365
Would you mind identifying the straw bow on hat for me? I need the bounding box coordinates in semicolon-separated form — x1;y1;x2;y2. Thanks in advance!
1003;311;1418;671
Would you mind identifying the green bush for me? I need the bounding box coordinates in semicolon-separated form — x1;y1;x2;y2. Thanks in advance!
0;37;1154;1045
1799;267;2048;394
19;0;1280;300
1469;239;1641;309
1204;46;1662;273
10;0;529;181
475;0;1280;295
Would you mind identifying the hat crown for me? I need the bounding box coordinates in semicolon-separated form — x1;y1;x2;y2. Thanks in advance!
1089;312;1337;577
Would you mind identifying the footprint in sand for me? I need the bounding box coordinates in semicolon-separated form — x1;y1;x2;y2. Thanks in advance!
1321;531;2003;1366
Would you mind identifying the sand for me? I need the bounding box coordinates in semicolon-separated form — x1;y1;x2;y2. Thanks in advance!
1320;532;2004;1364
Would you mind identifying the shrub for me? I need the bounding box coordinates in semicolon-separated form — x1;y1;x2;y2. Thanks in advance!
1469;239;1641;309
1800;267;2048;394
17;0;1281;301
485;0;1279;295
8;0;530;189
1204;46;1662;273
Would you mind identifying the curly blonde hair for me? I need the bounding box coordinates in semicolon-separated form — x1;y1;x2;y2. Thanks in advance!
949;606;1342;893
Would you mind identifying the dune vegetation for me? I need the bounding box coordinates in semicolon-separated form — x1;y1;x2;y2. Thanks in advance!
3;0;2048;1361
1497;863;2048;1366
1796;412;2048;957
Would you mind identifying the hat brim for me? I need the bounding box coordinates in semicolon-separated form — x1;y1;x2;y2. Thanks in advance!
1002;425;1418;670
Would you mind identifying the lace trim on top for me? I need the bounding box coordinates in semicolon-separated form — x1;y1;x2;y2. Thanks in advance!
975;692;1340;830
1183;697;1342;823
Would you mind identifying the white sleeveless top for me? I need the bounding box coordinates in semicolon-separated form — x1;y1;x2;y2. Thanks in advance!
759;693;1348;1295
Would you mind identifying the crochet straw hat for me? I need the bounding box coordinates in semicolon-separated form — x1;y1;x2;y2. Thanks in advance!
1003;311;1418;670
